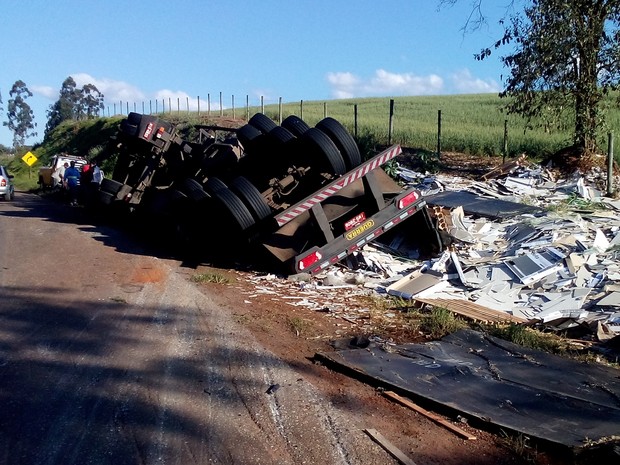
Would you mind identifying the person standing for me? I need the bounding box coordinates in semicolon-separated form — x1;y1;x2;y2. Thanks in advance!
63;161;81;206
89;161;103;206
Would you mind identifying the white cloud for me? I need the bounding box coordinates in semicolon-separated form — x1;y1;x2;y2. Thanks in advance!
451;69;500;93
30;85;56;99
71;73;146;102
327;69;444;98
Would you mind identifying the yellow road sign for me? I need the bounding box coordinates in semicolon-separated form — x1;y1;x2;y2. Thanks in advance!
22;151;38;167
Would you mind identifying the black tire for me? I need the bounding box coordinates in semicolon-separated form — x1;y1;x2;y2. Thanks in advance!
99;191;115;205
211;188;255;231
236;124;262;153
300;127;347;175
230;176;272;221
267;126;296;146
248;113;277;134
204;177;228;195
180;178;209;201
100;178;123;195
282;115;310;137
316;117;361;169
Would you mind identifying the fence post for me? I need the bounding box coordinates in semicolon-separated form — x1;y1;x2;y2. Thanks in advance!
142;101;145;114
232;95;235;119
388;99;394;145
503;119;508;162
169;98;172;114
354;104;358;138
219;92;223;117
114;103;117;115
149;100;152;114
437;109;442;158
300;100;304;120
208;93;211;116
278;97;282;124
608;131;614;196
197;96;200;116
177;97;180;114
261;96;264;114
186;96;189;113
323;102;327;118
246;95;249;121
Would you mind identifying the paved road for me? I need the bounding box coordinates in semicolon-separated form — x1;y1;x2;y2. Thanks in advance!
0;192;389;465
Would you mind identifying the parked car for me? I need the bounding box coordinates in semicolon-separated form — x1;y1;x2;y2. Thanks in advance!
0;165;15;200
38;153;88;189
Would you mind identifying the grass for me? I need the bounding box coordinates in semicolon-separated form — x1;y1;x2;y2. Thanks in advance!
288;316;313;337
420;307;466;339
190;272;232;284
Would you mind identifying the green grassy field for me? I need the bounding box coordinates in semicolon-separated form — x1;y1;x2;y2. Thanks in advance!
1;92;616;191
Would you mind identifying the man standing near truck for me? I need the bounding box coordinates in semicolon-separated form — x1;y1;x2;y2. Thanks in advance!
63;161;81;206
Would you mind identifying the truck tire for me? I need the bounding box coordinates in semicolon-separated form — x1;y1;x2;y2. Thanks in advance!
180;178;209;201
230;176;272;221
211;188;255;231
249;113;277;134
316;117;361;169
282;115;310;137
205;177;228;195
301;128;347;175
101;178;124;195
236;124;262;153
99;191;115;205
267;126;296;145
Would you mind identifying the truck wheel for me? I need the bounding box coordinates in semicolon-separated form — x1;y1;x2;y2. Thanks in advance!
230;176;272;221
236;124;262;153
301;127;347;175
267;126;296;145
282;115;310;137
180;178;209;201
205;177;228;195
99;191;115;205
211;188;255;231
101;178;123;195
316;117;361;169
249;113;277;134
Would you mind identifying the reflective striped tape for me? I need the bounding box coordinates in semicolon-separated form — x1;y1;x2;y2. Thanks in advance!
276;145;402;226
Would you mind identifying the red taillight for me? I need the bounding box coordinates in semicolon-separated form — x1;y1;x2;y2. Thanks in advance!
0;179;5;187
298;250;322;271
156;127;166;138
398;191;419;209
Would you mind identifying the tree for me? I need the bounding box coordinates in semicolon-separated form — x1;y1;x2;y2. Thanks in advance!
443;0;620;155
45;77;80;137
3;80;37;149
79;83;104;119
45;77;105;138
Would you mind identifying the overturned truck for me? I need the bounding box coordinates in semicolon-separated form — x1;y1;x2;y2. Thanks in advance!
98;112;443;273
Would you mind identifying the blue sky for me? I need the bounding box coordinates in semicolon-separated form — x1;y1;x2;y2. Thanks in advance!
0;0;510;147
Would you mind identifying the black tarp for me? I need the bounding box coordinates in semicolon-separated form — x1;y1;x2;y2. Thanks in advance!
317;330;620;448
426;191;543;219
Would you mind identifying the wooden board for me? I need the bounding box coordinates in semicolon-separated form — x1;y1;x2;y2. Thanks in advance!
413;297;527;324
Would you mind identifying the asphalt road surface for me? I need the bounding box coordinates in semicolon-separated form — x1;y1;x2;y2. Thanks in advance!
0;192;391;465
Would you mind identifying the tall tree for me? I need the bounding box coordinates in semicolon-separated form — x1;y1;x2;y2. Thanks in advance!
3;80;37;149
443;0;620;155
79;83;105;119
45;76;80;137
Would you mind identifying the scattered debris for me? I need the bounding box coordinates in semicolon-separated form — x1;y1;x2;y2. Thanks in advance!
382;391;476;440
364;428;418;465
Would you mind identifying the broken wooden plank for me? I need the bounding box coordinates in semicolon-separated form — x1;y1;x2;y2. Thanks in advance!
481;154;528;180
382;391;477;440
364;428;418;465
413;297;527;324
